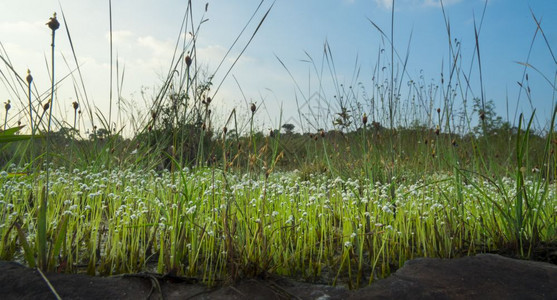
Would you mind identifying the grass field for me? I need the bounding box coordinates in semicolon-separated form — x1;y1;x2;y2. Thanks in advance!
0;1;556;289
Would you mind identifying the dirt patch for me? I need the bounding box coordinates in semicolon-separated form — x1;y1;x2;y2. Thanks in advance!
1;254;556;299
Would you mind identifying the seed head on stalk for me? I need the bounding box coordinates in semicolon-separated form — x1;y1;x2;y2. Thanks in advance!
4;100;11;130
72;101;79;130
43;100;50;111
26;70;34;133
46;13;60;31
26;69;33;85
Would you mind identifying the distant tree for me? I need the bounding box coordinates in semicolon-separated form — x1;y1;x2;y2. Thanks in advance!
90;128;110;140
282;123;295;134
472;98;506;136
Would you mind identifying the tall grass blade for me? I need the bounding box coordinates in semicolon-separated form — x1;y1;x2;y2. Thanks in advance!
14;221;36;268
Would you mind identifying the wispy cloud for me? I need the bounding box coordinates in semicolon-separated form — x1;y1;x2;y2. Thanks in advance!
374;0;462;10
423;0;463;8
107;30;134;44
374;0;393;9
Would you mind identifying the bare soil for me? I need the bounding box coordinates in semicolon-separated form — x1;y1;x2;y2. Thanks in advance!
1;253;556;299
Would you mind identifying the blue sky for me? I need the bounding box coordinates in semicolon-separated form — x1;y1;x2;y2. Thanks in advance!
1;0;555;135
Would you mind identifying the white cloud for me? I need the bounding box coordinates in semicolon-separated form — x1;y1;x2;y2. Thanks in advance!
374;0;462;10
423;0;463;7
0;21;43;36
374;0;393;9
107;30;134;44
137;36;173;58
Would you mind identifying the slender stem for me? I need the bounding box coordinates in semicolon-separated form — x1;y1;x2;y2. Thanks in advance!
40;13;59;271
108;0;113;132
28;85;34;134
47;31;56;133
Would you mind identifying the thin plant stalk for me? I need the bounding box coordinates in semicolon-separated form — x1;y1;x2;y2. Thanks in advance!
3;100;10;130
26;70;34;134
39;12;60;271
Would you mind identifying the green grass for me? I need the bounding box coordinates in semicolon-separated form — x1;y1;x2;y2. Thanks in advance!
0;165;555;287
0;0;556;290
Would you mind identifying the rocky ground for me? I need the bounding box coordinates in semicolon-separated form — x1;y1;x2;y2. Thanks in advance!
1;254;556;299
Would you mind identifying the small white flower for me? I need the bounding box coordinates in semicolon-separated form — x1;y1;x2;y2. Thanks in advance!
382;205;393;214
186;205;196;215
286;215;294;224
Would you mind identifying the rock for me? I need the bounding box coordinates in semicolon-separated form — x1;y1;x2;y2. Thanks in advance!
351;254;557;300
0;254;555;299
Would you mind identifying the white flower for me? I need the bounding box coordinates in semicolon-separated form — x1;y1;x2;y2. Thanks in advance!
62;210;75;217
344;241;352;248
286;215;294;224
186;205;196;215
382;205;393;214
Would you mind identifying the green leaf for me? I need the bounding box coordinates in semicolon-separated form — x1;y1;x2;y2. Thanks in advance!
48;215;69;271
0;126;24;136
0;126;41;143
0;134;37;143
14;221;36;268
7;173;28;178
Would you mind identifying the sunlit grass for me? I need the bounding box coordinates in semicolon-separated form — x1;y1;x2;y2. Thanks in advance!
0;0;556;291
1;165;554;287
